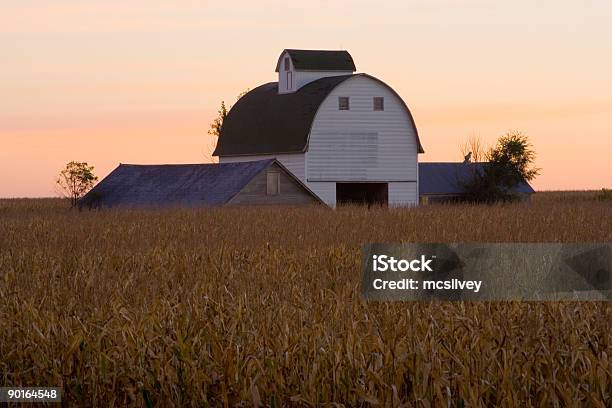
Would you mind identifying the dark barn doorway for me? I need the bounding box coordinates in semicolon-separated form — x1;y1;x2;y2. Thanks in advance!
336;183;388;207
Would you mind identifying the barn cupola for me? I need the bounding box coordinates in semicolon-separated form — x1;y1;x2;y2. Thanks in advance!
275;49;356;94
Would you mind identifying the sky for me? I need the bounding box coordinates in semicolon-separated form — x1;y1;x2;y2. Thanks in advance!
1;0;611;197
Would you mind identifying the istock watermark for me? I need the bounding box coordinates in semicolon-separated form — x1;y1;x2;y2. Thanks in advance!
370;254;482;293
372;255;434;272
361;243;611;301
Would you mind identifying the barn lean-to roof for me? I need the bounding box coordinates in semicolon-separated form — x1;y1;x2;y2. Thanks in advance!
80;159;323;208
213;74;424;157
419;162;535;196
275;49;356;72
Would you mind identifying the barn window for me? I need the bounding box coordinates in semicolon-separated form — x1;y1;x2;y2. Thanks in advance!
266;171;280;195
338;97;350;110
284;57;290;71
373;97;384;111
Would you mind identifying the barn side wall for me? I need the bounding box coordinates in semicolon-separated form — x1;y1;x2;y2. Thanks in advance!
388;182;418;207
306;182;337;207
227;163;319;206
219;153;306;182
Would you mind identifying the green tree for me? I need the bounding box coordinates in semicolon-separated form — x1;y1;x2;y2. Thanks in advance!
207;101;228;139
57;161;98;207
206;90;250;161
463;131;540;202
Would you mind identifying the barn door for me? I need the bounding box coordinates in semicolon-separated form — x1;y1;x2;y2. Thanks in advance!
336;183;388;207
286;72;293;90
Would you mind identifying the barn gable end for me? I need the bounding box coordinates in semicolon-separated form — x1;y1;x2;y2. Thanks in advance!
228;162;321;206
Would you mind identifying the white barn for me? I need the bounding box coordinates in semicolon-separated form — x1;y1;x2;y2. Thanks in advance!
213;49;424;207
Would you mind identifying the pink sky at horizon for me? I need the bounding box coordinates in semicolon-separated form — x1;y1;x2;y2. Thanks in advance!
1;0;611;197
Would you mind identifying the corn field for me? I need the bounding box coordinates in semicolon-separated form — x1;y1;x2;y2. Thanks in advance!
1;192;610;406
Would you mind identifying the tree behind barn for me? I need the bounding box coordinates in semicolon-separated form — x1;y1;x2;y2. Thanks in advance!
463;131;540;202
208;101;228;140
205;90;249;162
57;161;98;207
460;133;487;163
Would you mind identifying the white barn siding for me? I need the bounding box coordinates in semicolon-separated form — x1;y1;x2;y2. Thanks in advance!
388;182;418;207
219;153;306;182
306;75;419;206
307;182;336;207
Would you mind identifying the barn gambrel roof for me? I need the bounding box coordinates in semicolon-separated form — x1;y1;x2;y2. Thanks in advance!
213;74;424;157
275;49;356;72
